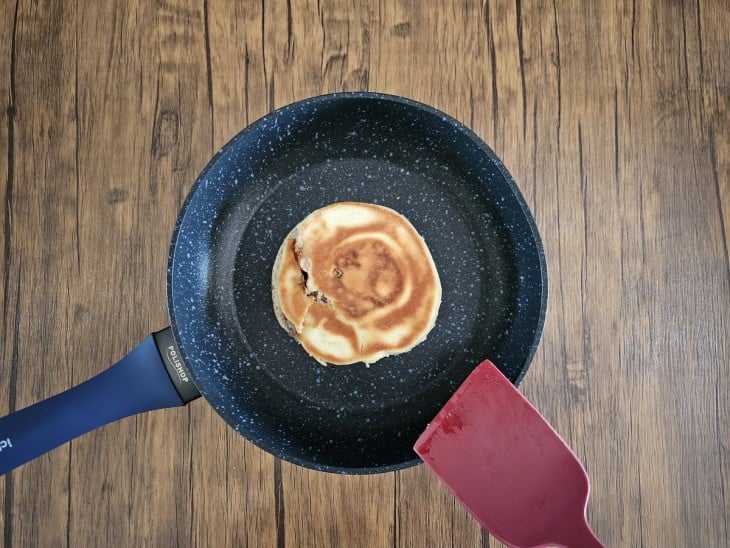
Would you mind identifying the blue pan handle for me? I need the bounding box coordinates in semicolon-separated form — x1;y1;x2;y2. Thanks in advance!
0;328;199;476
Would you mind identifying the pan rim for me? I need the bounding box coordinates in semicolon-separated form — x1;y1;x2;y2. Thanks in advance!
166;91;548;474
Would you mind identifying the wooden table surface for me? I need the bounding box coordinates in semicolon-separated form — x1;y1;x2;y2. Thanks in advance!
1;1;728;546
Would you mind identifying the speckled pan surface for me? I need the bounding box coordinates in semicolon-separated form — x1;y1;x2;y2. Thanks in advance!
167;93;547;474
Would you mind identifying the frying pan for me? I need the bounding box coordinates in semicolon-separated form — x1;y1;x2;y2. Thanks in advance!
0;93;547;475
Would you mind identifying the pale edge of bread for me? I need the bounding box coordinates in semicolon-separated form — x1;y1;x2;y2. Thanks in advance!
271;225;300;337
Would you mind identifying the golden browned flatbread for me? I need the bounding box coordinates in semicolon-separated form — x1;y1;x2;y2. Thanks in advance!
272;202;441;365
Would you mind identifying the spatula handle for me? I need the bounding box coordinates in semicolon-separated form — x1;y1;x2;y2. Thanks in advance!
553;518;603;548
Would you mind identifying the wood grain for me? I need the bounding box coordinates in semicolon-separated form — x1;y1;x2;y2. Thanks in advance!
1;0;729;546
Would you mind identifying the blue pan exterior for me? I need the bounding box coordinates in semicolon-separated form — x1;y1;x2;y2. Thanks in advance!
166;93;548;474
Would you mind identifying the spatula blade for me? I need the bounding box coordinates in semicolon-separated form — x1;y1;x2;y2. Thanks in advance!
414;360;602;548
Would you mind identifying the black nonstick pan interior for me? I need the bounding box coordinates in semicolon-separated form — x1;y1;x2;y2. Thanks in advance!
168;93;547;473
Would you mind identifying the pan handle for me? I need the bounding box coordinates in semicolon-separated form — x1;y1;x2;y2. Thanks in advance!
0;327;200;476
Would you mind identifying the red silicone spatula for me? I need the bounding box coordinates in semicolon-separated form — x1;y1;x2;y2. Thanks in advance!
414;359;603;548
